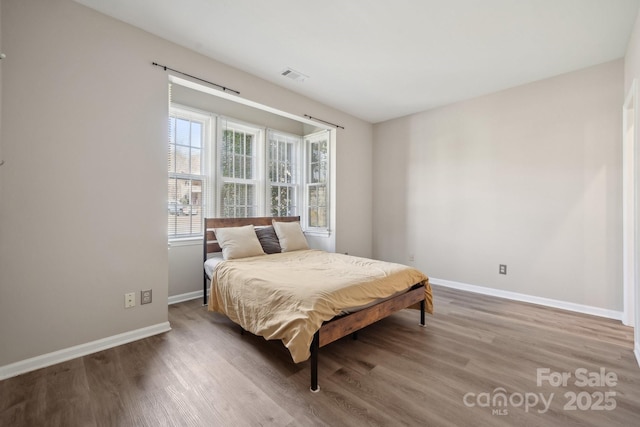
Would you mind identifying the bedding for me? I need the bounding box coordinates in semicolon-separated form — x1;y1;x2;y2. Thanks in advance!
254;226;282;254
204;253;225;280
272;220;309;252
214;224;265;260
208;249;432;363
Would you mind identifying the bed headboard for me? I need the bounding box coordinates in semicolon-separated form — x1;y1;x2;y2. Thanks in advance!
204;216;301;255
202;216;301;305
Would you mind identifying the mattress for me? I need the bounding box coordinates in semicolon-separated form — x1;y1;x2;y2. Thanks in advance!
207;249;432;362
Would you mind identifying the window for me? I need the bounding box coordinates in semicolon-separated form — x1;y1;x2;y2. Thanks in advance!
305;131;330;229
167;107;210;239
167;107;331;239
267;130;300;217
218;120;260;217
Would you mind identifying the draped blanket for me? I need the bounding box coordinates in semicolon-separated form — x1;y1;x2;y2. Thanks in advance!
208;250;432;363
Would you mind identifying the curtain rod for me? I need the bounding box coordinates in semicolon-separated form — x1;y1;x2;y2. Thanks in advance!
304;114;345;130
152;62;240;95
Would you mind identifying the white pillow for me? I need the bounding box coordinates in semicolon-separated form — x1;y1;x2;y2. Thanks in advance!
214;224;265;260
272;220;309;252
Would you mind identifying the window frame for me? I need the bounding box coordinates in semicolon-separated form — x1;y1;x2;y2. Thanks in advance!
168;103;332;239
266;129;302;218
303;130;331;234
168;105;212;241
216;117;264;218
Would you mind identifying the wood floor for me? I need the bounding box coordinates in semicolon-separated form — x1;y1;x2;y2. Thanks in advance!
1;285;639;426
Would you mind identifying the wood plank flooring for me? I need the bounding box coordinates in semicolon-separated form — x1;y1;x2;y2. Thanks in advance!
1;285;639;426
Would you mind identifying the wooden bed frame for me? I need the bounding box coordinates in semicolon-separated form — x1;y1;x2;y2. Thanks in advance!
203;216;426;392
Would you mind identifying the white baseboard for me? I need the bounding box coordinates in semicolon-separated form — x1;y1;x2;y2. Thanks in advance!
431;278;624;321
0;290;203;381
168;290;204;305
635;343;640;368
0;322;171;381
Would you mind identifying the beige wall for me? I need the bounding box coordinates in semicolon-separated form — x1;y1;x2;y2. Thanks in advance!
0;0;372;367
623;8;640;361
168;241;203;298
625;10;640;94
373;60;624;311
0;0;3;207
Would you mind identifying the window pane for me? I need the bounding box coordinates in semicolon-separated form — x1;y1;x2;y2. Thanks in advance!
309;186;317;206
222;137;232;177
176;178;191;205
191;147;201;174
167;177;202;236
311;164;319;183
245;134;253;155
309;208;318;227
175;118;190;145
318;185;327;207
270;186;280;216
190;179;202;206
223;130;233;146
268;142;276;181
247;184;255;204
223;183;235;207
269;158;275;182
221;182;257;219
191;210;202;234
168;178;178;203
175;215;191;235
320;140;328;159
234;132;243;154
191;122;202;148
317;207;327;228
175;145;190;174
238;184;246;205
319;162;327;183
245;155;252;179
234;156;242;179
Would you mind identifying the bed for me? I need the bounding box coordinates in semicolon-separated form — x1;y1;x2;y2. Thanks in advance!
203;216;433;391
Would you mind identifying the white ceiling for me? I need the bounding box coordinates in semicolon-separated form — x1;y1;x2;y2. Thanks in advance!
75;0;640;123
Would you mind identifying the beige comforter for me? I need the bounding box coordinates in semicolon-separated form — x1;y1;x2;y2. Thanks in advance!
208;249;432;363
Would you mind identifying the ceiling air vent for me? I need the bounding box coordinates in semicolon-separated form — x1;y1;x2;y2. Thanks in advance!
281;67;308;82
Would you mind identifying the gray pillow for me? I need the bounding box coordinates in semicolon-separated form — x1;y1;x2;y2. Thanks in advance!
255;226;282;254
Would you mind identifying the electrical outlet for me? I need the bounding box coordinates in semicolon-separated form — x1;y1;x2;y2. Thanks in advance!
409;254;415;262
141;289;152;305
125;292;135;308
499;264;507;275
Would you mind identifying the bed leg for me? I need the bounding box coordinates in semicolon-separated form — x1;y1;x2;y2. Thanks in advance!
419;300;426;327
203;279;207;306
310;332;320;392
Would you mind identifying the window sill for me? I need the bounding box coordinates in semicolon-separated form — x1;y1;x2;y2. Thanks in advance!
304;229;331;238
168;236;204;248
